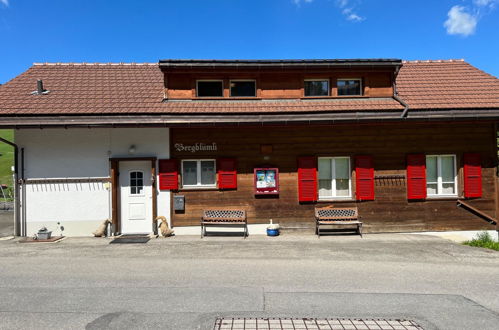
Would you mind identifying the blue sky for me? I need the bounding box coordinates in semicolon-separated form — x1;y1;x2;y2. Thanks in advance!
1;0;498;83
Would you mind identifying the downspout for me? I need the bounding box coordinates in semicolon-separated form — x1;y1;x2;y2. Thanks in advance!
392;64;410;118
0;137;21;236
395;95;410;118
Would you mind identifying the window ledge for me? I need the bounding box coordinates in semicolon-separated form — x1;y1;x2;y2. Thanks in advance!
179;187;218;191
426;196;459;201
317;198;356;203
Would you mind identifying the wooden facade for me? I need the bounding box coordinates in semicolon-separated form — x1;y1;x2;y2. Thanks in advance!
170;122;497;232
165;70;394;99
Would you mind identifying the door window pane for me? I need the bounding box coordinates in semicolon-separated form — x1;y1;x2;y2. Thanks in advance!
182;161;198;186
130;171;144;195
304;80;329;96
200;161;215;185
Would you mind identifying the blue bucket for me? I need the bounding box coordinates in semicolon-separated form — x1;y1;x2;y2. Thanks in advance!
267;228;279;236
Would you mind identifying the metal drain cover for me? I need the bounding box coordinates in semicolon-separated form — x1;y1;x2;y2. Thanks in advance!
213;317;424;330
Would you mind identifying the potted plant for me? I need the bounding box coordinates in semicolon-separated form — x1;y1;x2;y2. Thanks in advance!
266;219;280;236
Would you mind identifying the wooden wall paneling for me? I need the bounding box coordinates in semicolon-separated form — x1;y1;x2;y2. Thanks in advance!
170;122;497;232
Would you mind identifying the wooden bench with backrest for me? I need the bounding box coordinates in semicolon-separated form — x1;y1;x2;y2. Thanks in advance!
201;209;248;238
315;206;362;237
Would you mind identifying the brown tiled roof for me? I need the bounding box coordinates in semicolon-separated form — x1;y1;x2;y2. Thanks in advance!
397;60;499;110
0;60;498;116
163;98;403;113
0;63;165;115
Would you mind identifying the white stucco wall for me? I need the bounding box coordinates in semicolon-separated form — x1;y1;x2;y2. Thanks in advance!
15;127;170;237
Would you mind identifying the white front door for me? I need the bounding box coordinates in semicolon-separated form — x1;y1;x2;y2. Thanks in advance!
119;161;153;234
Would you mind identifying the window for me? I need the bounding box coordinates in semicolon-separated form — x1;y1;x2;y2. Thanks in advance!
196;80;223;97
318;157;351;199
304;79;330;97
230;80;256;97
181;159;216;188
130;171;144;195
337;79;362;96
426;155;457;196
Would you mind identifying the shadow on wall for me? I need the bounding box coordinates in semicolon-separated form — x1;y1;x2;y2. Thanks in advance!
28;182;107;192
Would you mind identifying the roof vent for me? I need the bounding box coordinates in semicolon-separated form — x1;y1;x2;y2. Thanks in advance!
31;79;49;95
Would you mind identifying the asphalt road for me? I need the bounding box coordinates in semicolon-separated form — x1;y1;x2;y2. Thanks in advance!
0;234;498;330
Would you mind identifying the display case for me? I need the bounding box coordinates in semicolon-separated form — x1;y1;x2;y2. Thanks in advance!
254;167;279;195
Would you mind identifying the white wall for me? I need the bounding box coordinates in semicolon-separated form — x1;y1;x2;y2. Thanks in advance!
15;127;170;237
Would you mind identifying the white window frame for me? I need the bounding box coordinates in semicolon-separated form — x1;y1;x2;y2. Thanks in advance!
317;156;352;200
229;79;257;97
304;79;330;97
196;80;224;98
337;78;362;96
426;154;458;197
181;159;217;189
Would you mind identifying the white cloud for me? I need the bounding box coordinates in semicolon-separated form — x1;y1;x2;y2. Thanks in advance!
293;0;313;5
337;0;365;22
473;0;496;7
444;0;498;37
346;13;364;22
0;0;9;7
292;0;365;22
444;5;477;36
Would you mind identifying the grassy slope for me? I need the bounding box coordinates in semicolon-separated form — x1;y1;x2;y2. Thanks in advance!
0;129;14;188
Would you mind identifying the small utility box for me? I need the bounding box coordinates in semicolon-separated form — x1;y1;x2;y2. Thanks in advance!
174;195;185;211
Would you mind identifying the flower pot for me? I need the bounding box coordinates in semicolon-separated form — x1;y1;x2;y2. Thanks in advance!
266;228;279;236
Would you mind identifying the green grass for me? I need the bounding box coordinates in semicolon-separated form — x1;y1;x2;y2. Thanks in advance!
0;129;14;189
463;231;499;251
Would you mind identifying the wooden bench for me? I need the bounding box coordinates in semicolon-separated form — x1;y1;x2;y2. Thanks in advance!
315;206;362;237
201;209;248;238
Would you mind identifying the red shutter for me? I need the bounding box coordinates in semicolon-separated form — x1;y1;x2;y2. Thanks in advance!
407;154;426;200
158;159;178;190
297;156;317;202
464;153;482;198
355;155;374;201
218;158;237;189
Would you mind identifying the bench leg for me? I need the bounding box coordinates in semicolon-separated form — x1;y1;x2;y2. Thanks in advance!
358;223;363;238
200;224;203;239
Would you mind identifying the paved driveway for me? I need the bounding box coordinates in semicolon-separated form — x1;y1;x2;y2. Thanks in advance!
0;234;498;329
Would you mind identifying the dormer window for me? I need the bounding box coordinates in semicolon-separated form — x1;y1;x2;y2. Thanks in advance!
337;79;362;96
196;80;223;97
304;79;329;97
230;80;256;97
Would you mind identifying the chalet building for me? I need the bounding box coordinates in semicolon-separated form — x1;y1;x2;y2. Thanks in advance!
0;59;498;237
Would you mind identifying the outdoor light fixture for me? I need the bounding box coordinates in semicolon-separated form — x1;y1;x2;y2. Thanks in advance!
128;145;136;155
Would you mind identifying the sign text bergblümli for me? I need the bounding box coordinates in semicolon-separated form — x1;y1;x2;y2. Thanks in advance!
174;143;217;153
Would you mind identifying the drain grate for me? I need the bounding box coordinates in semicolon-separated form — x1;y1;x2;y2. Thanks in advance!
213;317;424;330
